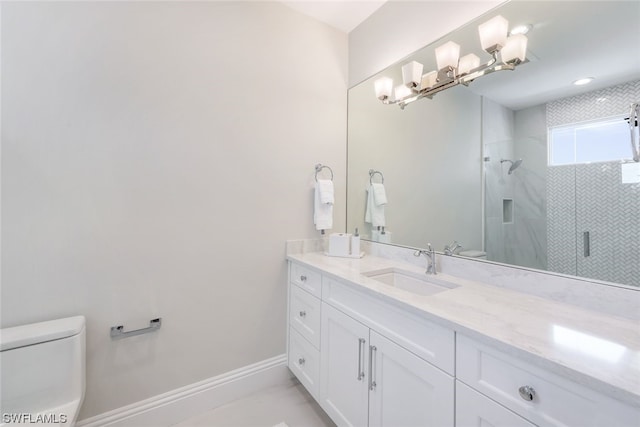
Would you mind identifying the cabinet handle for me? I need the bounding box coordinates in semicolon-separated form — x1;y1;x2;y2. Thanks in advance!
299;311;306;318
300;275;307;282
298;357;305;366
583;231;590;257
369;345;377;391
518;385;536;401
357;338;365;381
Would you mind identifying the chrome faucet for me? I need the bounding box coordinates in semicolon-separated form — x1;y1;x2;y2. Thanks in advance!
414;243;437;275
444;240;462;256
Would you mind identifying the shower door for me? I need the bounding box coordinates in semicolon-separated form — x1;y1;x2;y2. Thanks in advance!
574;162;640;286
548;161;640;287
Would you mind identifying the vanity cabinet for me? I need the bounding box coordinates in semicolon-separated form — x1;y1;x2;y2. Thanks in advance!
287;260;640;427
320;302;454;427
288;261;455;427
287;263;322;398
456;334;640;427
456;381;535;427
319;303;370;426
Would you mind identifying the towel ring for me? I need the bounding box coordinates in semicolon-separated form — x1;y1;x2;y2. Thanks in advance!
369;169;385;184
315;164;334;182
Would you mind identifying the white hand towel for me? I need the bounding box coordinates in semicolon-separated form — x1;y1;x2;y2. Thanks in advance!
371;183;387;206
314;181;333;231
317;179;334;205
365;185;385;227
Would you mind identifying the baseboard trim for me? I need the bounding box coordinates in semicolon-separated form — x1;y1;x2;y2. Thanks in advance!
77;354;291;427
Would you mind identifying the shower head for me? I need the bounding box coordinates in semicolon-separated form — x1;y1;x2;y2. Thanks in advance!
500;158;523;174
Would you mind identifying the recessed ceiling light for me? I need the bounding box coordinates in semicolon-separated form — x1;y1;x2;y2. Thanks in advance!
509;24;532;36
573;77;594;86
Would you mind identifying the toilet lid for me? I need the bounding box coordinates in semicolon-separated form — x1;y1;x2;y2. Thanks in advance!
1;316;85;351
459;250;487;257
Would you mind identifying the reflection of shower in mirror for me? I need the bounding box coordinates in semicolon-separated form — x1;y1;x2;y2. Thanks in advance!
500;158;523;174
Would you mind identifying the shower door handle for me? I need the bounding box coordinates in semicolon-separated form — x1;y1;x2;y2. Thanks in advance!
583;231;590;257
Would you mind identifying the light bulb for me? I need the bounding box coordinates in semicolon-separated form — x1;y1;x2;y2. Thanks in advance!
501;34;528;64
394;84;412;101
374;77;393;100
458;54;481;75
435;41;460;71
478;15;509;53
420;71;437;90
402;61;424;88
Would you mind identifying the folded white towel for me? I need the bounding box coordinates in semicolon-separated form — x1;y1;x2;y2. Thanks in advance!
314;181;333;231
316;179;334;205
365;184;385;227
371;182;387;206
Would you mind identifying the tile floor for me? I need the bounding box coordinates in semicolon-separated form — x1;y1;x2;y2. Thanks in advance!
174;380;335;427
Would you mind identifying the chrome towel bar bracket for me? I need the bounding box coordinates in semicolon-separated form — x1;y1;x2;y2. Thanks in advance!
110;318;162;339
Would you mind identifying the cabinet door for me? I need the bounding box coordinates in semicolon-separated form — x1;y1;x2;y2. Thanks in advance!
368;331;454;427
320;303;370;427
456;381;535;427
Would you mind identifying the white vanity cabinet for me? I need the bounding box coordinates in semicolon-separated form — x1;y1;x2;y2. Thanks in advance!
287;259;640;427
456;334;640;427
456;381;535;427
319;303;370;426
288;261;455;427
287;263;322;398
320;300;455;427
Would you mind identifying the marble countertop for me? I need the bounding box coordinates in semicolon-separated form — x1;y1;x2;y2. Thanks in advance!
287;251;640;408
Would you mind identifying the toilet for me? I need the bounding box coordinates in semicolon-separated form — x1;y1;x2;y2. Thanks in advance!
0;316;86;426
458;249;487;260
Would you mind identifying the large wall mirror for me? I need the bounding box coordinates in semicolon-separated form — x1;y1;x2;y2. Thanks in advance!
347;0;640;288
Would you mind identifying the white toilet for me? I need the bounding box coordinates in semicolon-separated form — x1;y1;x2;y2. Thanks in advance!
458;249;487;260
0;316;86;426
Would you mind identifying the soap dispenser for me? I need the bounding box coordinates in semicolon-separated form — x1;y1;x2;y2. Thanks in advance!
351;228;361;256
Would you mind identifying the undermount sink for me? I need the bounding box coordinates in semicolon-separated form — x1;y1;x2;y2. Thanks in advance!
362;267;459;296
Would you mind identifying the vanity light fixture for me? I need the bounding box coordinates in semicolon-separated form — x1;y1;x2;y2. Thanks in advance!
374;15;529;109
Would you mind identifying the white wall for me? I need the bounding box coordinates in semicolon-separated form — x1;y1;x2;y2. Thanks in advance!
348;0;503;87
347;80;483;251
1;1;346;419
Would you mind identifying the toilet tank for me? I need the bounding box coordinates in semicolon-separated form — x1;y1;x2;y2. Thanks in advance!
0;316;86;425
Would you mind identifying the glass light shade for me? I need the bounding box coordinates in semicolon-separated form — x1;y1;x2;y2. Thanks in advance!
458;54;481;75
501;34;528;64
394;84;412;101
374;77;393;99
402;61;424;88
435;41;460;71
478;15;509;52
420;71;437;89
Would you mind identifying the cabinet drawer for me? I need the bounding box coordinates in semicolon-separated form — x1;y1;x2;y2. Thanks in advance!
456;381;535;427
290;284;321;349
322;276;454;374
290;262;321;298
457;334;640;427
289;327;320;399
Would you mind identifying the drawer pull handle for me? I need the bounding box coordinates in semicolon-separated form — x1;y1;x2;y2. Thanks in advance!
357;338;366;381
518;385;536;401
298;357;305;366
369;345;377;391
299;311;306;318
300;275;307;282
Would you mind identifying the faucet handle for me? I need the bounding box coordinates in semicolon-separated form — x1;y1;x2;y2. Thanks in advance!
427;243;433;252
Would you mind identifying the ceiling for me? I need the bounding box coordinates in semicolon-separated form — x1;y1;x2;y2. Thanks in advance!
280;0;388;33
